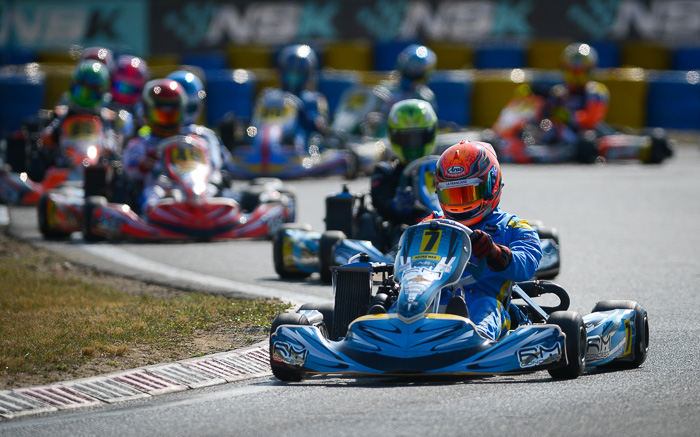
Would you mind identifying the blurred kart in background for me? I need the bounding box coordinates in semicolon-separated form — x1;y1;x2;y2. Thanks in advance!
1;111;116;205
483;89;674;164
38;135;295;241
273;155;560;283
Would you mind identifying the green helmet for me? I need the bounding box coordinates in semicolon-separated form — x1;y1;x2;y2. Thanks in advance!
69;60;110;108
387;99;438;164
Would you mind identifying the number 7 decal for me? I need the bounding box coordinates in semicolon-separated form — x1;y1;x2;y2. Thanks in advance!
420;230;441;253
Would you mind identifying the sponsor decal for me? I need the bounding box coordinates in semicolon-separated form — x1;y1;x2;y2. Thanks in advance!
517;343;562;368
507;218;533;230
586;334;612;361
446;165;465;175
272;341;308;367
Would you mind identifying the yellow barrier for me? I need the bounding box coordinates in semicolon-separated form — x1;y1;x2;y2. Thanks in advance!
428;42;475;70
323;40;373;71
596;68;648;129
527;39;571;69
621;42;671;70
225;45;273;69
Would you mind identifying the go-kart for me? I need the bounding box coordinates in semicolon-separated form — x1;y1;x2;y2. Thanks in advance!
485;89;674;164
273;155;561;283
269;219;649;381
38;134;295;241
0;112;114;205
323;85;393;175
226;89;358;179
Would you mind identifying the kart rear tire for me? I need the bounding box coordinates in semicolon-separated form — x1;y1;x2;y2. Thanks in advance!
38;193;72;240
548;311;586;379
319;230;346;284
272;223;313;279
592;300;648;368
83;196;107;242
269;313;310;382
534;225;560;280
299;302;334;339
83;165;108;198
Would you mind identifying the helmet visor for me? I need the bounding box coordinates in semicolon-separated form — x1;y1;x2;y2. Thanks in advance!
146;105;182;127
71;84;103;107
390;126;436;160
112;79;140;97
436;174;494;207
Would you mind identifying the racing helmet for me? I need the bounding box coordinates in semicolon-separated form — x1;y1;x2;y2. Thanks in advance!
387;99;438;164
561;42;598;90
68;60;110;109
434;141;503;226
166;70;205;125
141;78;186;137
277;44;318;95
111;55;148;107
395;44;437;89
79;46;116;75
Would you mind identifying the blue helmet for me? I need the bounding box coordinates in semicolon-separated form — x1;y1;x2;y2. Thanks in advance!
166;70;205;124
277;44;318;95
395;44;436;89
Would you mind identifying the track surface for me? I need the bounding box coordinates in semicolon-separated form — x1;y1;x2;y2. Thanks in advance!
2;145;699;436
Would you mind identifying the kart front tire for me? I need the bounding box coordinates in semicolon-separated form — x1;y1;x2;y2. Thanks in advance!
272;223;313;279
83;196;107;242
299;302;334;339
269;313;310;382
38;193;72;240
548;311;586;379
319;230;346;284
592;300;648;368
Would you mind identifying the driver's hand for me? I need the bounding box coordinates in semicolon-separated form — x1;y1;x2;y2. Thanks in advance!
391;187;415;214
138;149;159;173
470;229;513;272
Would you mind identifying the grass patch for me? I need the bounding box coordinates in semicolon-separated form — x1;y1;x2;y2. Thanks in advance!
0;254;290;378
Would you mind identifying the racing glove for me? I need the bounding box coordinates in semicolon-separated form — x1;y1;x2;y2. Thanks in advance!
138;149;159;173
391;187;415;215
470;229;513;272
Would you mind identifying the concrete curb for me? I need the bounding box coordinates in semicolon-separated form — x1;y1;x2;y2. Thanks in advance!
0;342;271;420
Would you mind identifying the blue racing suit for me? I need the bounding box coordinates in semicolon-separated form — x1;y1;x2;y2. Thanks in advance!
424;207;542;340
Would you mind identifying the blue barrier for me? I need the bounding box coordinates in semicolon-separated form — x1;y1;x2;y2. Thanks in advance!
374;39;420;71
0;70;45;136
203;69;257;127
475;43;526;69
429;70;472;126
672;46;700;71
181;51;228;71
588;40;620;68
646;70;700;130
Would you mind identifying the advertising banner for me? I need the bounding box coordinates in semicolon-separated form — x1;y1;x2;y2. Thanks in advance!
150;0;700;54
0;0;147;55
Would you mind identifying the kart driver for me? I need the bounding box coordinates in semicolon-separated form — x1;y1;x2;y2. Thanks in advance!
384;44;439;113
40;60;118;167
166;70;235;189
423;141;542;341
539;42;609;145
123;78;201;213
108;54;149;149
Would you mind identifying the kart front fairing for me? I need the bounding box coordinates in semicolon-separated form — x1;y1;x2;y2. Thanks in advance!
271;220;568;376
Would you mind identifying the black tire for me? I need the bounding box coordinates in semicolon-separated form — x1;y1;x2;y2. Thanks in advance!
319;230;346;284
548;311;586;379
577;132;598;164
37;193;72;239
5;136;27;173
299;302;334;339
535;225;560;280
83;196;107;242
272;223;313;279
83;164;108;198
592;300;648;368
269;312;310;382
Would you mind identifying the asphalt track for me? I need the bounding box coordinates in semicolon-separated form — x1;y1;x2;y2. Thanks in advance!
1;142;699;436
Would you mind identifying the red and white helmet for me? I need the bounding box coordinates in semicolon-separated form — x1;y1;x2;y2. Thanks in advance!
434;141;503;226
111;55;148;106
